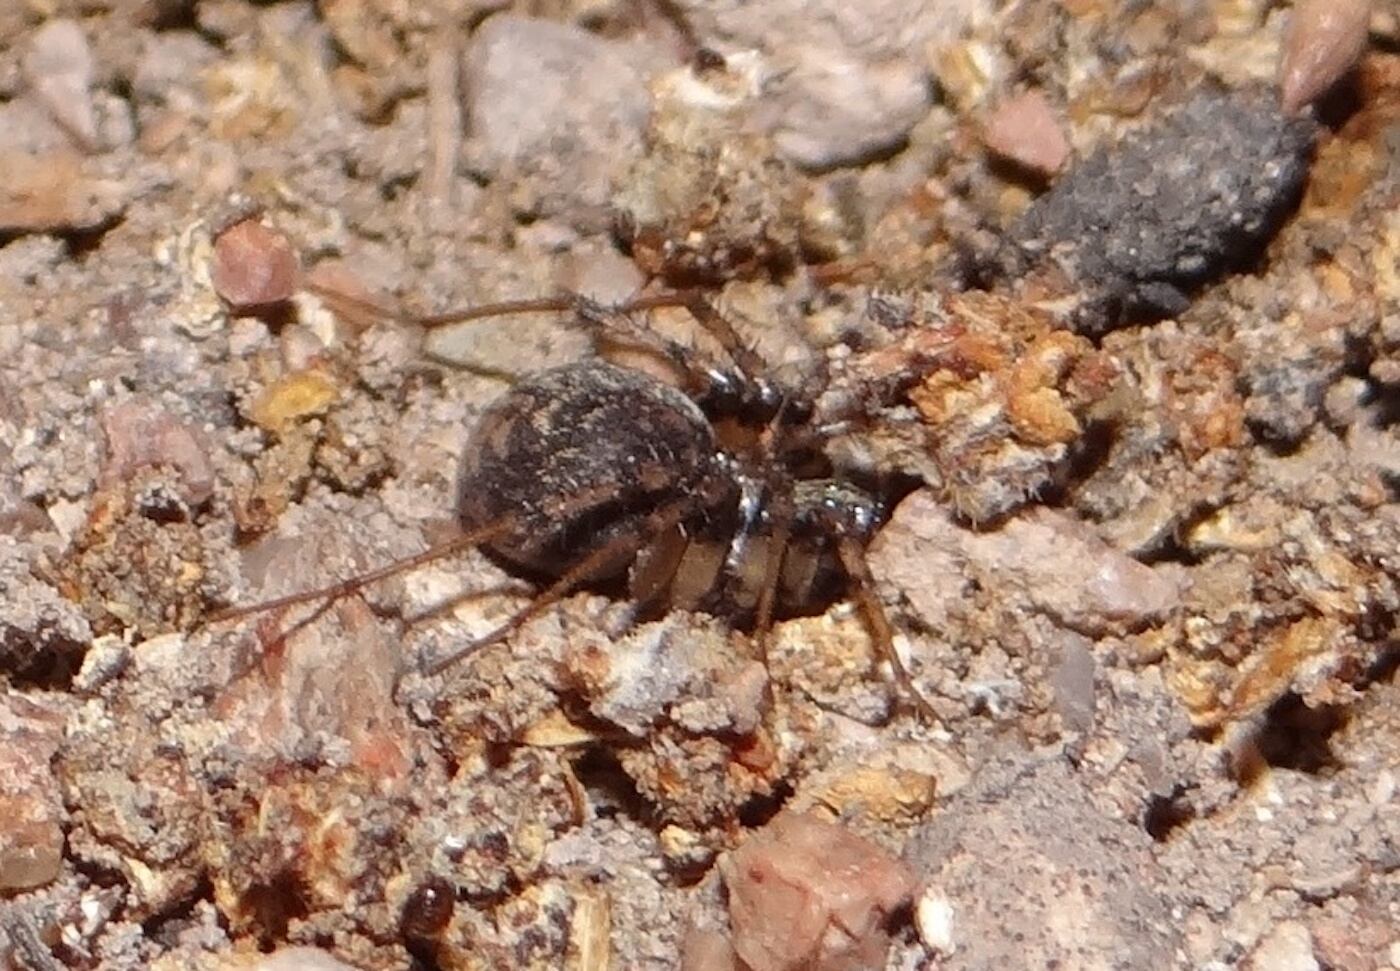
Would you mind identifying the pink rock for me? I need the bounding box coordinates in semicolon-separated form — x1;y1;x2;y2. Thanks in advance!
211;219;300;310
681;926;740;971
872;492;1181;637
251;947;365;970
719;811;915;971
215;596;412;783
99;399;215;506
982;89;1070;177
0;693;67;892
1279;0;1372;114
976;507;1181;632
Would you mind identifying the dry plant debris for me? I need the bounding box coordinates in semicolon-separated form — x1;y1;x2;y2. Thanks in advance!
1;1;1399;970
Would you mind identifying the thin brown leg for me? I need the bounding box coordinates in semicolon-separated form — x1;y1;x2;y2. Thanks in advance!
408;288;796;407
750;406;796;663
209;475;639;627
413;290;751;397
750;509;791;666
675;291;768;382
833;536;940;723
421;495;701;675
205;515;524;625
305;280;691;371
305;279;767;397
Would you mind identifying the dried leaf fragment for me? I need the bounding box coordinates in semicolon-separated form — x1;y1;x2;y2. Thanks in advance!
248;369;339;433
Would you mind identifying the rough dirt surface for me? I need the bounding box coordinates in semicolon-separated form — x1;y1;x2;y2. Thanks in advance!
1;1;1399;970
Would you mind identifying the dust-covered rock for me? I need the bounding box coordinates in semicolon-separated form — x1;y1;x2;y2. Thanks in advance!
1001;85;1316;334
463;14;658;227
673;0;977;169
904;756;1180;969
872;492;1181;639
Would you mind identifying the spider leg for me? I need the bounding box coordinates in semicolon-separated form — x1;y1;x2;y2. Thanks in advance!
206;514;527;625
420;493;703;675
749;502;792;666
832;535;940;724
408;289;746;399
304;276;406;327
749;397;800;662
305;279;783;410
670;291;768;381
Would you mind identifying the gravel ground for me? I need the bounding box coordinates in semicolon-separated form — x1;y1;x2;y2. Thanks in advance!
2;0;1399;969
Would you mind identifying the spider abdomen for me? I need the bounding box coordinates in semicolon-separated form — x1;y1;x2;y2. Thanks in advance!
457;359;723;579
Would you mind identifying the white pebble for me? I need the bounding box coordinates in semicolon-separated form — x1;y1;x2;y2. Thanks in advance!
916;885;957;956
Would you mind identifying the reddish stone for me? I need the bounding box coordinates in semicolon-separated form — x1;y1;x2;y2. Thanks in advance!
211;219;300;310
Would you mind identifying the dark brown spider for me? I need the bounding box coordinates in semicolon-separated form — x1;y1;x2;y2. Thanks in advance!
214;288;936;720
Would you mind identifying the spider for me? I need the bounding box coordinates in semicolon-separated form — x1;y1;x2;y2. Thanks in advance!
214;287;936;720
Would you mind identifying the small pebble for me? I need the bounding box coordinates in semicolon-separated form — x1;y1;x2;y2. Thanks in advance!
720;811;915;971
915;884;957;956
1247;920;1319;971
1279;0;1372;114
99;400;215;507
22;19;97;150
211;219;300;310
248;369;339;433
982;89;1070;177
0;695;67;893
250;947;365;971
0;151;126;232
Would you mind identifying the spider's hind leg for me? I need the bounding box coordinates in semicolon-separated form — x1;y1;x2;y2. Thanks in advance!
791;480;940;724
833;536;940;723
206;515;527;626
420;492;706;676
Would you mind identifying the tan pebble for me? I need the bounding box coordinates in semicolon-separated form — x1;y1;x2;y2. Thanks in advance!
1279;0;1372;114
0;696;66;893
0;800;64;892
810;766;938;822
1246;920;1318;971
982;89;1070;177
22;19;97;149
0;151;125;232
248;369;338;432
211;218;300;309
519;709;602;747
